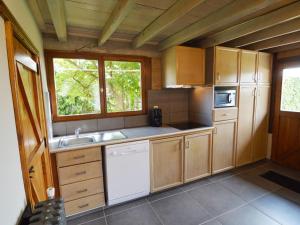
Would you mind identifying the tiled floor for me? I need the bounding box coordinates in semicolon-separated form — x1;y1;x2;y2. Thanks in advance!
67;161;300;225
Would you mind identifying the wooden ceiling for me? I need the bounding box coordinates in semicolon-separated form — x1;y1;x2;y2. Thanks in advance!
27;0;300;53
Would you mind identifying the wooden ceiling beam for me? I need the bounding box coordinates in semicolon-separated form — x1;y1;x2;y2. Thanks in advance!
46;0;67;42
227;18;300;48
199;1;300;48
158;0;282;51
132;0;206;48
27;0;46;31
245;31;300;51
98;0;135;46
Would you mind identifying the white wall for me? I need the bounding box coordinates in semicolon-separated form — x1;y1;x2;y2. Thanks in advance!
3;0;53;137
0;17;27;225
0;1;50;224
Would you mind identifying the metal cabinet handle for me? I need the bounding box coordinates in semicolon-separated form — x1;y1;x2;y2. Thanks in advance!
214;127;218;134
78;203;89;209
75;171;87;176
73;155;85;160
77;189;88;194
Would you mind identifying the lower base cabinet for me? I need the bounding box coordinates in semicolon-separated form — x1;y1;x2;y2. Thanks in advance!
150;130;213;192
150;136;184;192
212;120;237;174
184;131;212;182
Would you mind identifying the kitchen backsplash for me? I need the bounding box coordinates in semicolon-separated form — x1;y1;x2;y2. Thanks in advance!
52;89;190;137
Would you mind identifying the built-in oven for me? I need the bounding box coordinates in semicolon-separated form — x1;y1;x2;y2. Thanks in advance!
214;87;236;108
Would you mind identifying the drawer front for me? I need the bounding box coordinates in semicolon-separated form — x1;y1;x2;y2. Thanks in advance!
213;108;238;122
64;193;105;216
60;177;104;202
59;161;102;185
56;147;101;167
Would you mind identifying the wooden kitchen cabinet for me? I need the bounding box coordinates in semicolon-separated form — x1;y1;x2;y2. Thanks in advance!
214;46;239;85
236;86;256;166
184;131;212;182
252;85;271;161
212;120;237;173
162;46;205;87
150;136;184;192
258;52;272;84
151;57;162;90
240;50;257;84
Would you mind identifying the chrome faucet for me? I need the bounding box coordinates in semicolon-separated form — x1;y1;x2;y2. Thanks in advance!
75;128;82;138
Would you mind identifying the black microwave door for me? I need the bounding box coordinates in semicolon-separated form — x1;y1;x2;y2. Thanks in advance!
215;93;230;106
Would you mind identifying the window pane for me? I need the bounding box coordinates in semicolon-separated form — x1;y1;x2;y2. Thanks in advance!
105;61;142;113
280;67;300;112
53;58;100;116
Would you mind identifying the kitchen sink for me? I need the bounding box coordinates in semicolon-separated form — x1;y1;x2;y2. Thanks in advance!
100;131;127;141
58;136;96;148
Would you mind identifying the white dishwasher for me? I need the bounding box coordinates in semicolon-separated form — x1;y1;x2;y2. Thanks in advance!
105;140;150;206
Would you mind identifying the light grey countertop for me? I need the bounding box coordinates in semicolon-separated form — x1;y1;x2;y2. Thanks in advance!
49;126;214;153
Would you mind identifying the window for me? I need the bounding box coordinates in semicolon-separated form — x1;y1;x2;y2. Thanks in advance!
46;52;148;121
280;67;300;112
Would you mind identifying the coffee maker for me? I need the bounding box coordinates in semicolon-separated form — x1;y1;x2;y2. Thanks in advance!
149;106;162;127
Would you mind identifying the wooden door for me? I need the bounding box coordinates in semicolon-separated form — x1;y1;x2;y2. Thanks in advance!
272;62;300;170
184;131;212;182
240;50;257;84
258;52;272;84
215;46;239;85
177;46;205;85
236;86;256;166
150;136;183;192
212;120;237;174
5;22;52;208
252;85;271;161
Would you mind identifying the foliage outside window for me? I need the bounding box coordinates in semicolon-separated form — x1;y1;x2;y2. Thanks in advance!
280;67;300;112
105;61;142;113
54;58;100;116
48;53;146;121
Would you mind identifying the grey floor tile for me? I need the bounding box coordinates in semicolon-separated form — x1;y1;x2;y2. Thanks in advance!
276;188;300;204
200;219;222;225
234;160;268;175
181;178;211;192
188;182;246;217
220;175;273;202
147;186;183;202
83;218;107;225
151;192;211;225
251;191;300;225
104;197;147;216
218;205;280;225
208;171;237;182
243;172;281;192
67;209;104;225
106;204;161;225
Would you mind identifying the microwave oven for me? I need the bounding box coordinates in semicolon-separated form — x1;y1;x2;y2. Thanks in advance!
214;88;236;108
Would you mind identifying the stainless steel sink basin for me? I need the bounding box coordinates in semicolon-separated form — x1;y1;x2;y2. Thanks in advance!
100;131;127;141
59;136;96;148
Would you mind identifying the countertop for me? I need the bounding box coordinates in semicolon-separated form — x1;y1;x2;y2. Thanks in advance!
49;126;214;153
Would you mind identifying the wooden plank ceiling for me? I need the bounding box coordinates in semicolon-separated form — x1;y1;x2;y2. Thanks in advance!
27;0;300;53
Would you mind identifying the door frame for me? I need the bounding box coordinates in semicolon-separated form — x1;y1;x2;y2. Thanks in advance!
5;21;53;207
271;57;300;161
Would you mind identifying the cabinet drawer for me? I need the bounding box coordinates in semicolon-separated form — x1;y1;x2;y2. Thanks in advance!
58;161;102;185
56;147;101;167
64;193;105;216
213;108;238;122
60;177;104;202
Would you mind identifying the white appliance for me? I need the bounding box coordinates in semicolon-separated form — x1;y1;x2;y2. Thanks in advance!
105;140;150;205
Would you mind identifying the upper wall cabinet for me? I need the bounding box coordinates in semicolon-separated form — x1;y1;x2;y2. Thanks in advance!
162;46;205;87
258;52;273;84
206;46;239;85
240;50;257;84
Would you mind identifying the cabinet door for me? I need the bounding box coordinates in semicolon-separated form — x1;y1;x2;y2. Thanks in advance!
215;47;239;84
184;132;212;182
150;137;184;192
236;86;256;166
258;52;272;84
212;120;237;173
240;50;257;84
177;46;205;85
252;85;271;161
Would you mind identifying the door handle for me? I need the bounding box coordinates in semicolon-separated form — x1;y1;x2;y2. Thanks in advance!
185;141;189;149
29;166;35;174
